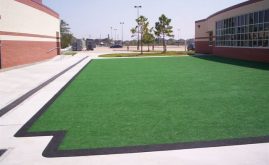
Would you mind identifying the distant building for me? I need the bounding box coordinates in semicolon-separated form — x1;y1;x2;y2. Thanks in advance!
0;0;60;68
195;0;269;62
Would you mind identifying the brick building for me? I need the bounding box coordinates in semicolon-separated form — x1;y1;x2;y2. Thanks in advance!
195;0;269;62
0;0;60;68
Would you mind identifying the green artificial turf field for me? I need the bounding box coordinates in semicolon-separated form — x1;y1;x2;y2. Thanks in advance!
29;56;269;150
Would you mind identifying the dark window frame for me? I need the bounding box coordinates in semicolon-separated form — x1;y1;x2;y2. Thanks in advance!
215;9;269;48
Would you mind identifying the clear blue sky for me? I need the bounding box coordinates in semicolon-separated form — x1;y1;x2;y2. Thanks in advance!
43;0;246;40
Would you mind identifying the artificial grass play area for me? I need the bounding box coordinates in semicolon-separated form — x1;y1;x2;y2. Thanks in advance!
28;56;269;151
99;51;195;57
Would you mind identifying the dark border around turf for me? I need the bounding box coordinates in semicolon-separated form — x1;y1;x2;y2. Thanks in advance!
0;56;88;117
14;58;269;158
0;149;7;157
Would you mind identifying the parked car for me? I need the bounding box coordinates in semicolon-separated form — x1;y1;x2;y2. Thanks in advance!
110;45;123;48
187;43;195;51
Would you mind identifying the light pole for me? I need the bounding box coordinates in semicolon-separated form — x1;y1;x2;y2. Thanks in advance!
120;22;124;46
177;29;180;47
134;5;142;50
114;29;117;44
185;38;187;52
110;27;113;41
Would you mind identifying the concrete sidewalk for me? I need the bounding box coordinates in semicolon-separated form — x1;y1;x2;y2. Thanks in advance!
0;50;268;165
0;55;86;111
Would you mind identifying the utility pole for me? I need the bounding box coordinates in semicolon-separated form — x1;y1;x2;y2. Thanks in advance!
134;5;142;50
185;39;187;52
120;22;124;46
110;27;113;42
114;29;117;44
177;29;180;47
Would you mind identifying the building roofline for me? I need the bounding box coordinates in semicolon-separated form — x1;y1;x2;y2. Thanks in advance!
15;0;59;18
195;0;264;23
195;19;207;23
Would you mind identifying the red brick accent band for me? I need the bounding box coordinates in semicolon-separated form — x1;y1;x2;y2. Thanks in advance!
213;47;269;63
32;0;42;4
0;31;58;39
56;32;60;55
0;40;2;69
1;40;58;68
195;41;213;54
196;41;269;63
15;0;59;18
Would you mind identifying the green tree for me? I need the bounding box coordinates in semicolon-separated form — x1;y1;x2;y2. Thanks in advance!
143;27;155;52
60;20;75;48
155;14;174;52
131;16;152;54
60;20;70;33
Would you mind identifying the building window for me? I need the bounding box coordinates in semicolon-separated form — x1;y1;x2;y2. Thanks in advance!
216;9;269;48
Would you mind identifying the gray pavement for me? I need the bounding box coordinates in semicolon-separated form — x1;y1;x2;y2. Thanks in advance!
0;55;84;111
0;49;268;165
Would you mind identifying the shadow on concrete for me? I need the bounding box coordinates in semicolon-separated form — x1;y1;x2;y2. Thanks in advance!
0;149;7;157
191;54;269;71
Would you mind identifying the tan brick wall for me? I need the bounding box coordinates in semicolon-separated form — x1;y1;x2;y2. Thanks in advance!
195;0;269;39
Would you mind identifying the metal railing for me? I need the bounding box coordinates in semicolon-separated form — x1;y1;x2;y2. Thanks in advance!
47;47;60;53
